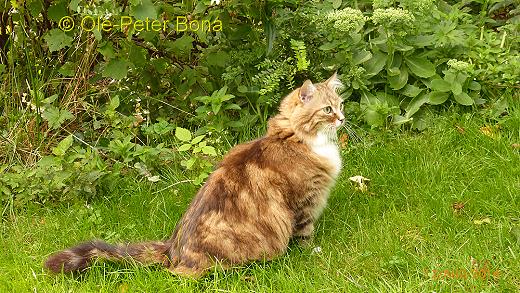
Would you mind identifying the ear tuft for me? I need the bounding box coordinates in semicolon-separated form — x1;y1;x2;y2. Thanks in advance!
325;72;343;92
299;80;316;103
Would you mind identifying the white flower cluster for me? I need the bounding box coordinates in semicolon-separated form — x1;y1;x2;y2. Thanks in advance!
325;8;365;33
447;59;471;71
371;8;415;27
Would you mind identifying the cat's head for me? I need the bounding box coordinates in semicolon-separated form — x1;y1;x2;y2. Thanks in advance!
280;73;344;137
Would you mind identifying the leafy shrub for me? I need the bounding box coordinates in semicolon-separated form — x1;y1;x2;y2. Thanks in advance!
0;0;518;207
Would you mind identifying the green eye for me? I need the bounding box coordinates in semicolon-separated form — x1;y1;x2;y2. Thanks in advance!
339;102;344;111
323;106;333;114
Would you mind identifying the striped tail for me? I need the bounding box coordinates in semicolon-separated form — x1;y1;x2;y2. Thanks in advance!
44;240;171;273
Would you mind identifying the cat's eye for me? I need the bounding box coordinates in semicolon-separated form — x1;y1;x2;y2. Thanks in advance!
323;106;333;114
339;102;344;111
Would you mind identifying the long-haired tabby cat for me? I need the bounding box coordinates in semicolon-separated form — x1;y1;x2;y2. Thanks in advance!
45;73;345;278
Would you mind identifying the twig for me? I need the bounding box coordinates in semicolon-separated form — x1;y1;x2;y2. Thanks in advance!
152;179;194;194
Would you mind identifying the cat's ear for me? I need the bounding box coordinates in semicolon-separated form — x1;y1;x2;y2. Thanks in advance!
299;80;316;103
325;72;343;92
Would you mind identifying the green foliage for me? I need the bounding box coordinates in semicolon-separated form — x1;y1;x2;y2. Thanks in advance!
0;0;518;207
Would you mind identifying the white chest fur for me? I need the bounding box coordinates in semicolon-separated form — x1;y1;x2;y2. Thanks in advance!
310;132;342;177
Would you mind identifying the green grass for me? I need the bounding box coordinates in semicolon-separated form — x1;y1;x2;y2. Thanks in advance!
1;114;519;292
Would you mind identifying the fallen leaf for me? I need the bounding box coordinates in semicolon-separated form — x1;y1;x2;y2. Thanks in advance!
512;143;520;149
455;125;465;134
349;175;371;193
240;275;256;282
452;201;466;213
339;133;349;148
480;125;499;139
147;175;161;182
473;217;491;225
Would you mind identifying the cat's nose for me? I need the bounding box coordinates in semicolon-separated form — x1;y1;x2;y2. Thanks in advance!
337;112;345;123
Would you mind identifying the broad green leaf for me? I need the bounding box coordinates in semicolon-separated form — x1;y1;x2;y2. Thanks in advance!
430;79;451;92
98;42;116;60
319;42;340;51
405;93;429;118
451;82;463;95
455;73;468;85
175;127;192;142
184;157;196;169
360;91;378;105
130;0;157;20
202;146;217;156
206;51;230;67
405;56;436;78
27;0;44;17
468;81;481;91
52;134;74;156
47;1;68;21
103;59;129;80
406;35;435;47
392;115;412;125
364;51;387;76
191;135;205;145
400;84;423;97
42;106;74;129
44;29;73;52
168;34;194;57
58;62;75;77
352;49;372;65
428;91;450;105
264;19;276;55
108;96;120;111
212;103;222;115
364;108;384;128
389;67;408;90
224;104;241;110
177;144;192;152
331;0;342;9
453;92;474;105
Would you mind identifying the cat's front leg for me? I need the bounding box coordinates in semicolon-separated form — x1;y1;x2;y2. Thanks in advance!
292;212;315;247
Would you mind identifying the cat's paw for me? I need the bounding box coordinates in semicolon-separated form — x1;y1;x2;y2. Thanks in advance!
295;235;314;248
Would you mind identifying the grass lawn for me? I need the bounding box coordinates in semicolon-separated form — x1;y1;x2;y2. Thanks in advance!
1;114;519;292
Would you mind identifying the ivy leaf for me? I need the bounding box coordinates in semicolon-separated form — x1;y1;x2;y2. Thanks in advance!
175;127;192;142
42;106;74;129
103;59;130;80
44;29;73;52
52;134;74;156
405;56;436;78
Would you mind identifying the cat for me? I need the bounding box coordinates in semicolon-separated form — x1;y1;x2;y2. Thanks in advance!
44;73;345;278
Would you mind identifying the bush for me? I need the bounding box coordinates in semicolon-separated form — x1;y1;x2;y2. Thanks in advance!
0;0;518;207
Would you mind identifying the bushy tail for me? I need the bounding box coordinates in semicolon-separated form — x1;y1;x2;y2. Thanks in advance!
44;240;171;274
